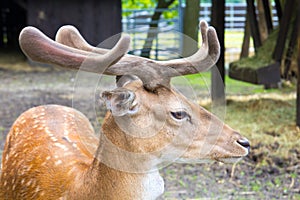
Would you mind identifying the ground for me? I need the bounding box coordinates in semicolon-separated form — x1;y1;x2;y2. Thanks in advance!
0;52;299;199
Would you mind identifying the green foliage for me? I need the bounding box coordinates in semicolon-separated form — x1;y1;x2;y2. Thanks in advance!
162;1;179;20
122;0;179;20
122;0;247;20
183;0;246;3
122;0;157;9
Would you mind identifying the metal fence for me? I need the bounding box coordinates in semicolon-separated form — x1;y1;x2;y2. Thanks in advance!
122;7;181;60
122;2;279;61
200;3;279;30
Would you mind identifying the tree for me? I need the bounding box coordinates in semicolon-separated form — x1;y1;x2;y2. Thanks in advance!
182;0;200;57
140;0;176;58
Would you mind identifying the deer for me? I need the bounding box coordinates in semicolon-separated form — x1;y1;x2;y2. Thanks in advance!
0;21;250;200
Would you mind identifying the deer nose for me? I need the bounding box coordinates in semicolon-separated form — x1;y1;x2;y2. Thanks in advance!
237;138;250;152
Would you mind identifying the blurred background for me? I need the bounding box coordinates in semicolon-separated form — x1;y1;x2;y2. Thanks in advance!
0;0;299;199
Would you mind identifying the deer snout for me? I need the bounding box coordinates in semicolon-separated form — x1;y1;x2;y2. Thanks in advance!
237;138;250;154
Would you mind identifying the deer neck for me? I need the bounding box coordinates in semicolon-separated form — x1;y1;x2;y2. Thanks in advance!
84;113;165;200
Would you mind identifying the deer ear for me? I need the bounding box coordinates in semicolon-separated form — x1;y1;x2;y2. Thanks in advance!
116;75;140;87
101;88;138;116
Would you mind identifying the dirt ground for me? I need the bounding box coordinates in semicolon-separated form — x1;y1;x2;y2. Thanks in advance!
0;53;299;199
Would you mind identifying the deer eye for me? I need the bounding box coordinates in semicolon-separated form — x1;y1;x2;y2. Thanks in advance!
170;111;190;121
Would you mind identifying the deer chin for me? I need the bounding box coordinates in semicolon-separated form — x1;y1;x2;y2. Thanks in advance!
215;157;244;164
175;158;214;164
175;155;245;165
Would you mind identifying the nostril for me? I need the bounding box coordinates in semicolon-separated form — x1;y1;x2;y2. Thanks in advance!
237;138;250;151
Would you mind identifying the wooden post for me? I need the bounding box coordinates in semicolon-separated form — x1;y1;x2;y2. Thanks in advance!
240;15;250;58
274;0;282;21
272;0;294;62
296;2;300;126
246;0;262;51
211;0;225;105
283;18;298;79
257;0;268;42
182;0;200;57
0;0;5;48
262;0;273;34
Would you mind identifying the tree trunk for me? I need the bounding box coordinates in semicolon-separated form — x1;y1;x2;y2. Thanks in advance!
257;0;268;43
246;0;262;51
182;0;200;57
140;0;175;58
240;15;250;58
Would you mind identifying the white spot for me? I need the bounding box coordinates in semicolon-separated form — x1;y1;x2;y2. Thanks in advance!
20;119;27;124
32;114;39;119
64;130;69;135
35;185;40;193
27;165;33;171
45;127;51;134
54;143;69;151
51;137;58;142
26;180;32;186
11;160;17;166
33;124;39;129
55;160;63;166
46;156;51;160
48;133;54;137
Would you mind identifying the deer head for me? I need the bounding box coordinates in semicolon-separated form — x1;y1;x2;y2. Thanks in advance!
18;21;250;173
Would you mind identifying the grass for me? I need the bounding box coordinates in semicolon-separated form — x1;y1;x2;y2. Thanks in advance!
226;95;298;159
172;72;263;96
229;28;279;70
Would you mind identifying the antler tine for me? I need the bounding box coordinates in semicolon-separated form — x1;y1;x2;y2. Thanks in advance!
56;25;105;53
56;25;149;64
156;20;220;75
19;27;130;73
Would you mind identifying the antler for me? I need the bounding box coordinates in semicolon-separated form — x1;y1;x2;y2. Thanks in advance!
55;20;220;90
19;27;130;73
19;21;220;91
